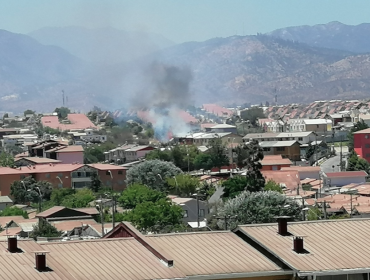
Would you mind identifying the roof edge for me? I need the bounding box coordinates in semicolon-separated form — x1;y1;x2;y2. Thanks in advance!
187;270;293;279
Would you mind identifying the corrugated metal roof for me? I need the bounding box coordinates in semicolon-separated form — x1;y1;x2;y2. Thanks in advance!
146;231;285;276
238;219;370;274
324;171;368;178
259;141;299;148
41;238;186;280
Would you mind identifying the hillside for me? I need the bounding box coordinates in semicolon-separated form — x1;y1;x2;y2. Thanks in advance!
28;26;174;64
3;29;370;112
267;21;370;53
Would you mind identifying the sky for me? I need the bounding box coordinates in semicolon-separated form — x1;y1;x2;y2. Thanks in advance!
1;0;370;43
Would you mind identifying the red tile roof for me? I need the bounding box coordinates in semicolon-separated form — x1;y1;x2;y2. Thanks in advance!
87;164;127;171
202;104;233;117
262;170;300;190
0;164;84;175
41;114;97;131
354;128;370;134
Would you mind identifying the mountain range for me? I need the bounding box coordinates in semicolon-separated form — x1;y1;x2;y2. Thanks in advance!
2;22;370;112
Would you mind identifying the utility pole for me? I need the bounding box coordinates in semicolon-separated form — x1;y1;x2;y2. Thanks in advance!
322;200;327;220
112;195;116;229
99;195;105;236
339;135;343;171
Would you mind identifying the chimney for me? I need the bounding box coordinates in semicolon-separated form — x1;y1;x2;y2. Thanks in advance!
7;236;17;253
276;216;290;236
293;236;305;254
34;252;49;271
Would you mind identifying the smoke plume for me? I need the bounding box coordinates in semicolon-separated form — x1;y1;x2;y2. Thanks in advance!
131;62;193;142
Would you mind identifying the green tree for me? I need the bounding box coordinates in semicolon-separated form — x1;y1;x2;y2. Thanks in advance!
307;206;322;221
126;160;182;192
240;107;265;126
23;109;35;116
264;179;283;193
10;177;53;204
243;139;265;191
193;153;213;170
60;188;95;208
2;113;8;120
223;175;263;198
123;198;184;233
0;151;15;167
50;188;76;205
84;142;116;163
347;151;370;173
302;183;313;191
118;183;166;209
90;172;102;192
305;143;316;160
208;138;229;171
166;174;200;197
216;191;301;229
348;120;369;152
54;107;71;119
146;149;172;162
0;206;28;219
29;221;62;240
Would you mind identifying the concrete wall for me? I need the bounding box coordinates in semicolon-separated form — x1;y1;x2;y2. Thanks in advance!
326;176;366;187
180;199;209;224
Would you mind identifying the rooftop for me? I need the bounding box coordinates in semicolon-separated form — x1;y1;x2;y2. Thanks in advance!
237;219;370;275
146;231;285;277
260;155;292;166
41;114;97;131
259;141;299;148
14;157;61;164
324;171;368;178
281;166;321;172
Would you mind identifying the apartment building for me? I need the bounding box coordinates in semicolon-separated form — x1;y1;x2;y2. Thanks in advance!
244;131;315;144
104;144;155;163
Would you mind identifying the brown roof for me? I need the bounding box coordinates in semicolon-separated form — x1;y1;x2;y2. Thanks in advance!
146;231;286;277
260;156;292;166
281;166;321;172
55;145;84;153
15;157;61;164
0;216;28;227
262;170;300;190
41;238;186;280
36;206;65;218
325;171;368;178
87;164;127;171
51;219;99;231
73;207;99;215
237;219;370;274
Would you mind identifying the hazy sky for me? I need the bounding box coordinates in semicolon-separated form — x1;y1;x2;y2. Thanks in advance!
1;0;370;43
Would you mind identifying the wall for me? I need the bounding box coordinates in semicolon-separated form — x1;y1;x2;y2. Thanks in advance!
180;199;209;224
97;169;126;192
354;133;370;162
214;275;292;280
57;152;84;164
34;171;72;188
326;176;366;187
261;164;291;171
272;144;301;161
0;173;32;196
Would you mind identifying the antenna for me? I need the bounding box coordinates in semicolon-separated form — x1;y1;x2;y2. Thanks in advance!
62;90;65;106
66;95;68;107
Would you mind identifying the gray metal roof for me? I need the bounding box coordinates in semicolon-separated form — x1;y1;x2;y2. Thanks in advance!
259;141;299;147
0;196;12;203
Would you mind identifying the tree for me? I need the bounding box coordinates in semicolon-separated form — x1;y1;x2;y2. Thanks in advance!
307;206;322;221
10;177;53;204
305;143;315;160
193;153;213;170
216;191;301;230
118;183;166;209
233;144;250;167
243;139;265;191
208;138;229;171
240;107;265;126
347;151;370;173
0;151;15;167
126;160;182;191
60;188;95;208
84;142;116;163
29;221;62;240
2;113;8;120
54;107;71;119
0;206;28;219
223;176;251;198
146;149;172;162
348;120;369;152
23;109;35;116
264;179;283;193
90;172;102;192
302;183;313;191
166;174;200;197
50;188;76;206
123;198;184;233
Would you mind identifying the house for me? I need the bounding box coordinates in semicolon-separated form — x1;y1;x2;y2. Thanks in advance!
170;196;209;228
41;113;97;131
69;129;107;144
288;119;332;134
261;170;300;192
262;119;286;133
244;131;315;144
124;145;156;162
353;128;370;162
192;132;242;147
0;163;127;195
0;196;13;210
36;206;99;222
323;171;368;188
45;145;84;164
260;155;292;171
235;218;370;279
280;166;321;180
259;140;301;161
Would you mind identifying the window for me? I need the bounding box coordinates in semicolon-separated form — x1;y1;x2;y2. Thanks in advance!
106;171;110;175
366;135;369;139
199;209;205;217
118;170;123;175
276;147;285;152
298;137;303;141
45;173;50;178
263;148;271;152
183;210;188;218
366;144;370;148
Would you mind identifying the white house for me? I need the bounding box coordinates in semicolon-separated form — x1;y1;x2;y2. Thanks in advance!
323;171;368;188
244;131;315;145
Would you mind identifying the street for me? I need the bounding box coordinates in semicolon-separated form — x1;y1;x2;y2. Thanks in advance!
320;147;348;173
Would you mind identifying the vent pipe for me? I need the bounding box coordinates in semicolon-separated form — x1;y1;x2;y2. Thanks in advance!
276;216;290;236
7;237;17;253
293;236;305;254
